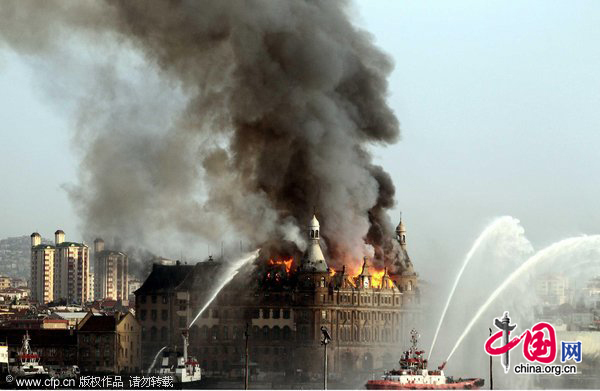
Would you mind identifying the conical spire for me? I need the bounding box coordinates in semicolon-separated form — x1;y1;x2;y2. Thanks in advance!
301;214;328;272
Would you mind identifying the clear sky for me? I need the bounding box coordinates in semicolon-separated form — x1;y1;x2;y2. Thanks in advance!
1;1;599;281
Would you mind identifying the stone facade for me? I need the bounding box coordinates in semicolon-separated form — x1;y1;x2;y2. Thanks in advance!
77;311;141;374
135;215;420;383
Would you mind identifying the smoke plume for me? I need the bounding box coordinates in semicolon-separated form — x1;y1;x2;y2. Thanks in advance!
0;0;401;269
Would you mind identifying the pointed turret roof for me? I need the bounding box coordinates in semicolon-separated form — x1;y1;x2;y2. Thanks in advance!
358;256;371;277
301;214;328;272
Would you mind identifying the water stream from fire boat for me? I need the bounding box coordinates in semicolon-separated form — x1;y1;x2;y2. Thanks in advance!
188;249;260;328
147;346;168;374
445;235;600;363
428;216;523;360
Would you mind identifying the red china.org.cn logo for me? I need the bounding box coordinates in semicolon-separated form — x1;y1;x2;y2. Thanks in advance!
484;311;582;376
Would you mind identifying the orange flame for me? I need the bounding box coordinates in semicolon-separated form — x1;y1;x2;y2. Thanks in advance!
371;269;386;288
268;258;293;274
346;260;387;288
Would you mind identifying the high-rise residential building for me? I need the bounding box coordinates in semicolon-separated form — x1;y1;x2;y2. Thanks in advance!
30;232;55;304
93;238;128;301
53;230;91;304
88;273;94;301
31;230;91;304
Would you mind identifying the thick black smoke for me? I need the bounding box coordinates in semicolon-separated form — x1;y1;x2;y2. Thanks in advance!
0;0;401;269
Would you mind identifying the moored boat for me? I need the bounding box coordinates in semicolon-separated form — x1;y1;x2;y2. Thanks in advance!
10;331;50;379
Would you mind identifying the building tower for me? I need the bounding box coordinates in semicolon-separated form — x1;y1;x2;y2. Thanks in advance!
53;230;91;304
300;215;328;272
357;256;373;289
30;232;55;304
396;215;407;248
94;238;129;301
391;217;418;295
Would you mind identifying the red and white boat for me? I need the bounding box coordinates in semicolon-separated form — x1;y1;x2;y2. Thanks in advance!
366;329;484;390
10;331;50;379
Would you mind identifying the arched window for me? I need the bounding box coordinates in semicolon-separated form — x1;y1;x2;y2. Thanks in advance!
252;326;260;339
320;277;325;288
160;327;168;342
150;327;157;341
310;230;314;238
315;230;319;238
201;325;209;340
211;325;219;340
262;326;269;340
408;281;413;291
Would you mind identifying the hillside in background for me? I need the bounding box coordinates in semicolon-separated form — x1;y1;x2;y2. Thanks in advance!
0;235;51;279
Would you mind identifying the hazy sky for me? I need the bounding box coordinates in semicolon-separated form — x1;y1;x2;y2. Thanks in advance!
1;1;599;281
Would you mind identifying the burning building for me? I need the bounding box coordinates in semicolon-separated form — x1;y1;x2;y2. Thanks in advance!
135;213;419;384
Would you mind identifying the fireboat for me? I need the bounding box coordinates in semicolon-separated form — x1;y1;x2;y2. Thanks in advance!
154;330;201;385
10;331;50;379
366;329;484;390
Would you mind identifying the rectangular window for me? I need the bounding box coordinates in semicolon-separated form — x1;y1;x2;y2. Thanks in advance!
272;309;280;319
283;309;290;319
151;295;157;304
179;316;186;328
140;310;146;321
151;310;157;321
162;295;168;304
161;310;168;321
262;309;270;319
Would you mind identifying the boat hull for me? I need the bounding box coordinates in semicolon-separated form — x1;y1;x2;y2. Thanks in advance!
366;378;484;390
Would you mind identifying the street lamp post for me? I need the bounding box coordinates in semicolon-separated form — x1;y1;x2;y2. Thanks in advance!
321;326;332;390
